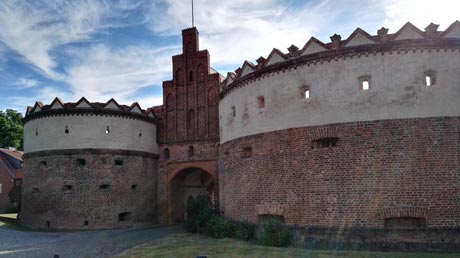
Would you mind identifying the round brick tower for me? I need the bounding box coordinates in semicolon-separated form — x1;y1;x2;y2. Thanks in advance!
21;97;159;230
218;21;460;232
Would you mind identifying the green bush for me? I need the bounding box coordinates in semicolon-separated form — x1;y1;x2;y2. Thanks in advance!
185;195;218;233
206;216;236;238
257;218;291;247
234;221;256;241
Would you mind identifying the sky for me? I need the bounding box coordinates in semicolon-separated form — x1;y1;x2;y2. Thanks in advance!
0;0;458;113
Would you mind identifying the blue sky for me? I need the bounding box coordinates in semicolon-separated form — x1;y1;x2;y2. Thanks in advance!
0;0;458;113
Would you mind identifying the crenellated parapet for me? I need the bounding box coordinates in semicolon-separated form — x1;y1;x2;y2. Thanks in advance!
21;97;160;230
23;97;159;154
218;21;460;144
220;21;460;98
24;97;157;124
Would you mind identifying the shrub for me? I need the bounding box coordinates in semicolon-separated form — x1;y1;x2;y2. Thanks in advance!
185;195;218;233
234;221;256;241
206;216;236;238
257;218;291;247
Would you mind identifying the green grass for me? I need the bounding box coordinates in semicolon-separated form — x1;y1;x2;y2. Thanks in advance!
114;233;460;258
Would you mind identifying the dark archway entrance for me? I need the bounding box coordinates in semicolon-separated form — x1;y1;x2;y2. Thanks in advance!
170;167;214;222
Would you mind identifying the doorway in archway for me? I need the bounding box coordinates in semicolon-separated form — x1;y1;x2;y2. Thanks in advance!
170;167;214;222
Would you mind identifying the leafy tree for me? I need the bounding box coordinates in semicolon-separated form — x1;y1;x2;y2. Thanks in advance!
0;109;24;150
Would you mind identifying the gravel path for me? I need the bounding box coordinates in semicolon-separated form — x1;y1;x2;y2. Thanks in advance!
0;224;182;258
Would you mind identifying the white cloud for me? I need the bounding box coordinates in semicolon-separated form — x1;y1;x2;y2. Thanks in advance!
146;0;388;72
146;0;460;74
0;0;138;79
383;0;460;32
136;95;164;109
63;44;178;105
15;78;39;89
6;86;73;114
2;0;459;114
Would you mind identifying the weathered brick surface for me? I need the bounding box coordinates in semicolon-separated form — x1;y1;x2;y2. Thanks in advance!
157;140;218;223
154;27;221;223
219;117;460;228
21;150;158;230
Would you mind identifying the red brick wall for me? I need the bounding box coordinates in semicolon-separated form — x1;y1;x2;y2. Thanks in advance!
155;27;221;223
21;149;158;230
157;27;220;144
219;117;460;228
157;141;219;223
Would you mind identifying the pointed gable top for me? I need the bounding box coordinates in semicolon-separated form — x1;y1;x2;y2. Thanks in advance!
129;102;143;114
240;61;256;77
32;101;44;113
265;48;287;66
393;22;424;40
75;97;93;109
103;98;121;110
441;20;460;39
300;37;327;56
49;97;64;109
344;28;376;47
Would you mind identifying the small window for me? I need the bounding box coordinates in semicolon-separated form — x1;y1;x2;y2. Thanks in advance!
425;76;432;86
241;147;252;158
300;85;310;99
35;128;38;136
46;220;50;228
257;96;265;109
63;185;73;192
231;106;236;117
312;137;339;149
424;70;436;86
0;184;2;194
359;76;371;90
39;161;47;166
138;130;142;137
99;184;110;190
84;220;89;226
189;70;193;82
76;159;86;167
164;148;170;160
118;212;131;222
105;126;110;134
131;184;138;190
188;146;194;157
361;80;370;90
32;187;39;194
65;125;69;134
114;159;123;166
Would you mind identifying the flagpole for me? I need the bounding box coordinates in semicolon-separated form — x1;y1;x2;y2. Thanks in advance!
191;0;194;27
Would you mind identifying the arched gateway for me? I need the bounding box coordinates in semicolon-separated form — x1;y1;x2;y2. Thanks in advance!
170;167;215;222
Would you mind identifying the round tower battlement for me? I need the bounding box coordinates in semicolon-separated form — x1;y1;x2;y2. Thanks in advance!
217;22;460;232
21;97;159;230
219;21;460;143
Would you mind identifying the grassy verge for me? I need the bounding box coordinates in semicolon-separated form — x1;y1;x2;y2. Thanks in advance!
114;233;459;258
